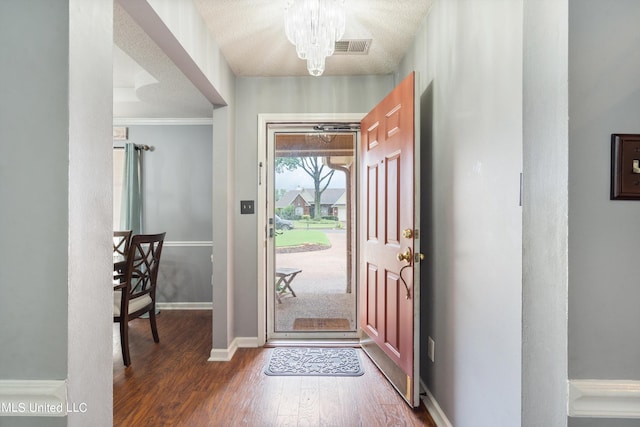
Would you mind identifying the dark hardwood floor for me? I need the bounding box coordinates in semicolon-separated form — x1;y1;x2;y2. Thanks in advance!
114;310;436;426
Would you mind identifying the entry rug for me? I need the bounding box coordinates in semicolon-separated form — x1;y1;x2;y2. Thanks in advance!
292;317;351;331
264;347;364;377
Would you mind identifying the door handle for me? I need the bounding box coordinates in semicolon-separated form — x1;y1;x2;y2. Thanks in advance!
397;248;412;263
397;248;424;300
397;248;413;299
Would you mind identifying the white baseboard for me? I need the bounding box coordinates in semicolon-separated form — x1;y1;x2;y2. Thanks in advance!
0;380;67;417
419;379;453;427
208;337;259;362
156;302;212;310
569;379;640;418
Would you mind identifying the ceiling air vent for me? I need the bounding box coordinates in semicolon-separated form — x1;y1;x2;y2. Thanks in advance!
334;39;372;55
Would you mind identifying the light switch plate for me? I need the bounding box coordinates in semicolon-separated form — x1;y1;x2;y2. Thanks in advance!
611;134;640;200
240;200;254;214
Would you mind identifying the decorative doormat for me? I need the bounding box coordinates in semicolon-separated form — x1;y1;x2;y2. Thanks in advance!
264;347;364;376
292;317;351;331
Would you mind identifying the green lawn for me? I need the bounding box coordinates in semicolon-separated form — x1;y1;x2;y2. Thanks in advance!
275;229;330;248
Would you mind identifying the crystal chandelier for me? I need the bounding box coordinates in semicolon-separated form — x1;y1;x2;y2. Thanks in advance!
284;0;346;77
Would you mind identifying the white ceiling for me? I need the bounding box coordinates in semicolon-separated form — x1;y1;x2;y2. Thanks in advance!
113;3;213;119
113;0;432;119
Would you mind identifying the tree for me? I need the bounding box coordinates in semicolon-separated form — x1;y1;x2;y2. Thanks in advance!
275;156;335;219
274;188;287;202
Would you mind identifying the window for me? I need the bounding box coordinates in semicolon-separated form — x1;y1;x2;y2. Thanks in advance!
113;149;125;230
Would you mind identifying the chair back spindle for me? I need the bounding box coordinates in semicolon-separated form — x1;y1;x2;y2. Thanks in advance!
125;234;165;302
113;230;132;258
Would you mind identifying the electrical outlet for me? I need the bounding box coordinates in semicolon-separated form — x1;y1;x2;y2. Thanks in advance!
428;337;435;362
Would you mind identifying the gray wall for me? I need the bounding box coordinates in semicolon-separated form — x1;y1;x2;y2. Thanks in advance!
123;124;213;303
212;106;236;349
568;0;640;425
115;0;237;348
0;0;69;382
233;75;393;338
568;0;640;380
1;1;113;425
398;1;524;426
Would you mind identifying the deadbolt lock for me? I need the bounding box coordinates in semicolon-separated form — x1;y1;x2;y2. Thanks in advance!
402;228;413;239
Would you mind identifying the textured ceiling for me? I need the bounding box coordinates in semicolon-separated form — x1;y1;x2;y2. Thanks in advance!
113;1;432;119
193;0;433;76
113;3;213;119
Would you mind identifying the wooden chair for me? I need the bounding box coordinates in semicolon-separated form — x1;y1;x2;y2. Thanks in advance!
114;232;166;366
113;230;132;281
113;230;132;258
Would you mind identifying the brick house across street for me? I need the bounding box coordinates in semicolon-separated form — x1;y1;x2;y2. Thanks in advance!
275;188;346;220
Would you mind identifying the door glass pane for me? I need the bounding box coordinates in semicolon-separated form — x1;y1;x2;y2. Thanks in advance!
273;132;356;333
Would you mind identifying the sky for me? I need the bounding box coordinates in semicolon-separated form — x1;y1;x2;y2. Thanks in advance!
275;166;346;191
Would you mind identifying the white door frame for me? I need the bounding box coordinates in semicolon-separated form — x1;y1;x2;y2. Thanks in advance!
256;113;365;346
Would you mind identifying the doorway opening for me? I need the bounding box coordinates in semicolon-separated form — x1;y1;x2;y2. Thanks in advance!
260;118;362;342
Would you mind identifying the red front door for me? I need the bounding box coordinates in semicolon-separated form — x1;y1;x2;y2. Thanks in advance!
359;72;420;406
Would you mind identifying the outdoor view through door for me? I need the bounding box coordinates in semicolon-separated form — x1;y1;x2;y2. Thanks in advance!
273;132;357;335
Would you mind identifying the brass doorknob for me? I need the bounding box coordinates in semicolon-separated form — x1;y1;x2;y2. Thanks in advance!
397;248;412;263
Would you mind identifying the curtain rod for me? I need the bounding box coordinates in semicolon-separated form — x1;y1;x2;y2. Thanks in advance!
113;144;153;151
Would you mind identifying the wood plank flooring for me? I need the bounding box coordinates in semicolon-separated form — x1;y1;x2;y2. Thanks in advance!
114;310;436;426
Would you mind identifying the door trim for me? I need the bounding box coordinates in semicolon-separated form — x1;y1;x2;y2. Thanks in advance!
257;113;366;346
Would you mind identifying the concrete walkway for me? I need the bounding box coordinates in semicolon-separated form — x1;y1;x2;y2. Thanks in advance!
276;229;347;294
274;230;356;331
